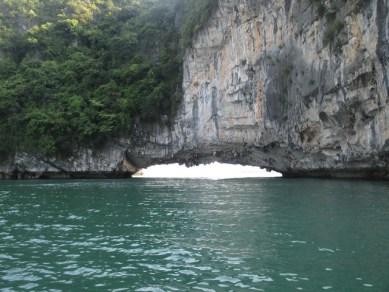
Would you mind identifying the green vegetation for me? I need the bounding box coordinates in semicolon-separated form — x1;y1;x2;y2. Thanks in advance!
309;0;345;49
0;0;217;158
323;19;345;47
178;0;218;48
310;0;327;17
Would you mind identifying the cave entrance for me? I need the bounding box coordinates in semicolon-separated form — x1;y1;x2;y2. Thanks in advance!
133;162;281;179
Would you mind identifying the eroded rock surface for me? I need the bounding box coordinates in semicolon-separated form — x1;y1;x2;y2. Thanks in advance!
0;141;136;179
130;0;389;178
2;0;389;179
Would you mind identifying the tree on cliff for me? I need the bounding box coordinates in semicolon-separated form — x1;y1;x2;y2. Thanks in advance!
0;0;217;158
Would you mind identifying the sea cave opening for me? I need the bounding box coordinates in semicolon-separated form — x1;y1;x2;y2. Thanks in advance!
133;162;282;179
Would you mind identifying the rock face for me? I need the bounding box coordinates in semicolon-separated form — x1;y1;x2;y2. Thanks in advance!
0;141;136;179
129;0;389;179
2;0;389;179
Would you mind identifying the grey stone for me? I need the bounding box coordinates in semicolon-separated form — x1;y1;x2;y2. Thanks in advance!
1;0;389;179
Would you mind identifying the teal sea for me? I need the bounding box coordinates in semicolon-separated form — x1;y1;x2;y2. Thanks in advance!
0;178;389;291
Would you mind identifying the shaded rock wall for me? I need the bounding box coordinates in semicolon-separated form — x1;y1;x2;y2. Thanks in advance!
0;141;135;179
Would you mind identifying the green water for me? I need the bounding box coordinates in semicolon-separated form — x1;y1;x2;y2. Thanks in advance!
0;179;389;291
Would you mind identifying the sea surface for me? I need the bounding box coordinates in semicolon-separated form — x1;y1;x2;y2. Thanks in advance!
0;178;388;291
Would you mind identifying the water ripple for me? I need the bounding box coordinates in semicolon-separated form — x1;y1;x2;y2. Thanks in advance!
0;178;388;290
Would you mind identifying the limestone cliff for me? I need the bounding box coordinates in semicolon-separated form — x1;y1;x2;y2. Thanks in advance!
1;0;389;179
0;141;136;179
129;0;389;179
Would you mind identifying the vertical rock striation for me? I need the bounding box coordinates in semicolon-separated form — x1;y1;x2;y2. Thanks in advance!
131;0;389;178
2;0;389;179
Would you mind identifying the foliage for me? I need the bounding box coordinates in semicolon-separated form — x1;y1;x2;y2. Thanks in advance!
0;0;195;157
179;0;218;48
309;0;326;17
309;0;345;49
323;19;345;47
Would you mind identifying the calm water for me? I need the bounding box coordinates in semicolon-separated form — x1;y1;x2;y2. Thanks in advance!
0;178;389;291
